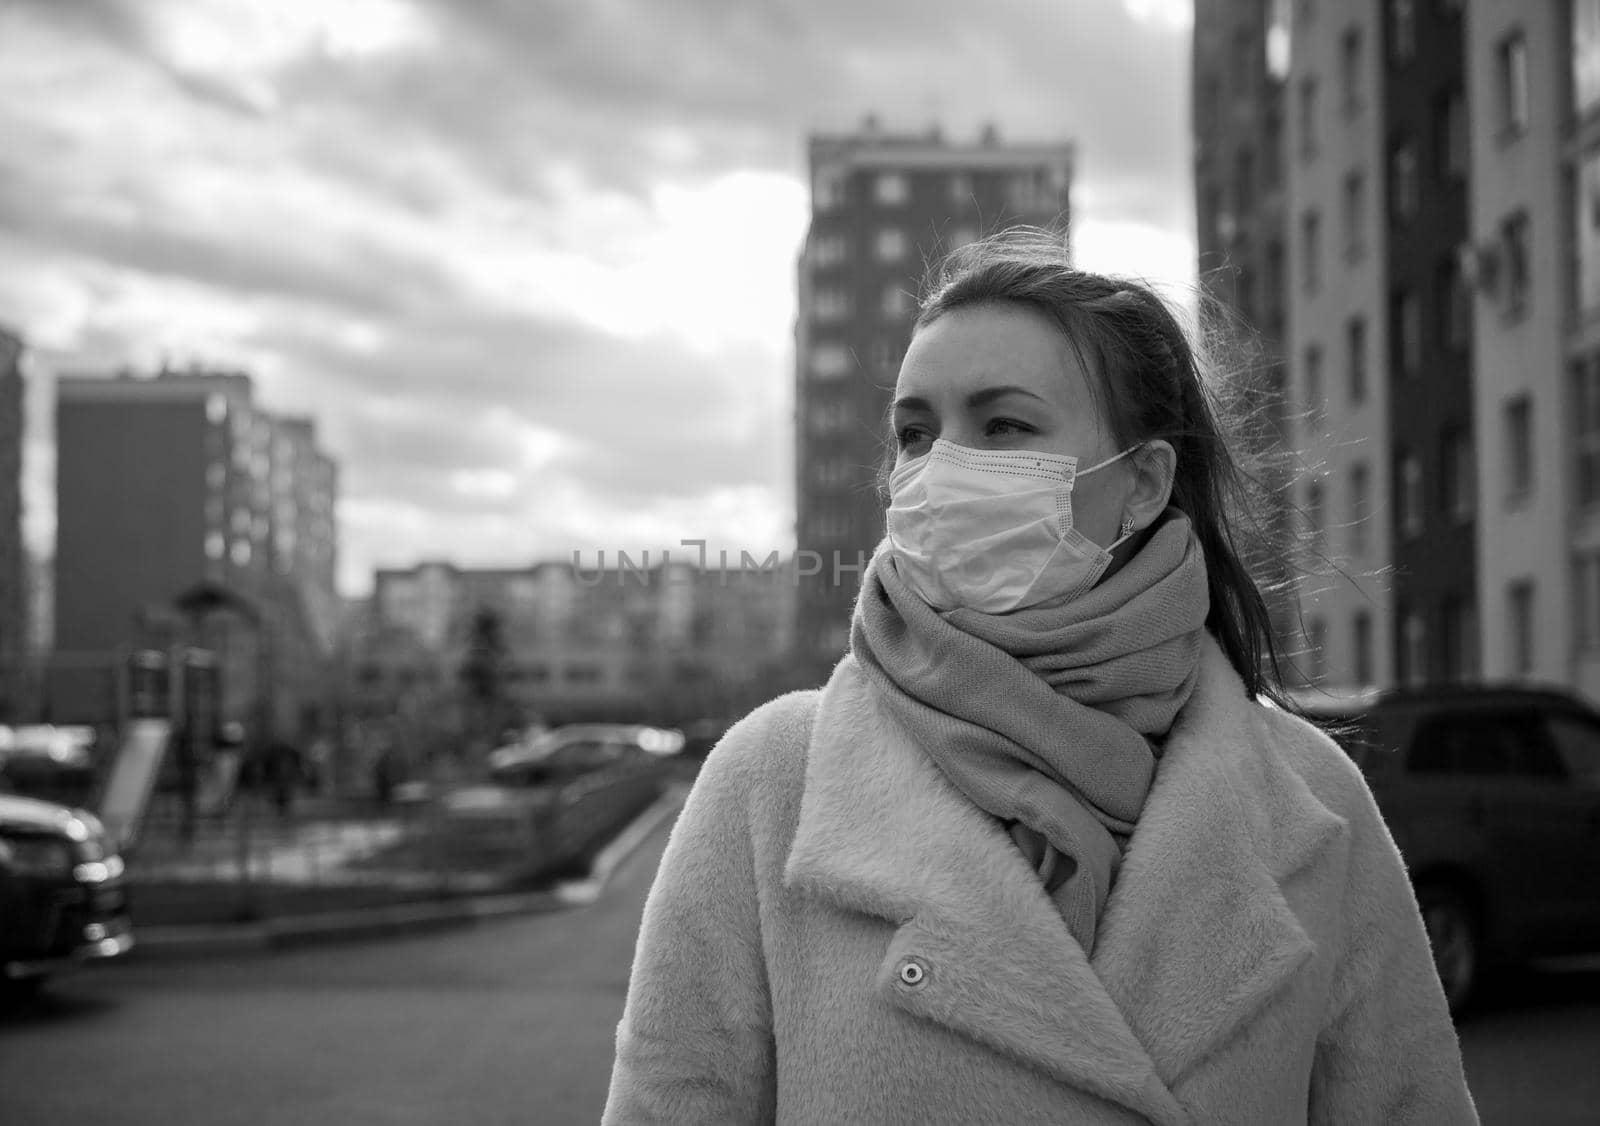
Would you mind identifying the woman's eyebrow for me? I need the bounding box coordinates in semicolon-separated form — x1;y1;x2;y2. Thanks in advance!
966;385;1048;408
892;385;1049;412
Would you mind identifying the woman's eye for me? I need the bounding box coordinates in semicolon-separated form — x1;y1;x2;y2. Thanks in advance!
897;425;933;450
986;418;1033;437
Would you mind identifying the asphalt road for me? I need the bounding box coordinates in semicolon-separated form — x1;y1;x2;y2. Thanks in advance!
3;809;1599;1125
0;818;671;1126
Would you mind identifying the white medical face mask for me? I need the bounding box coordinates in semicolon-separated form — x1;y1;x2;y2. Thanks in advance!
885;437;1139;613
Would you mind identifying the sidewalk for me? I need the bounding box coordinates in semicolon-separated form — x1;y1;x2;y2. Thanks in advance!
127;782;688;958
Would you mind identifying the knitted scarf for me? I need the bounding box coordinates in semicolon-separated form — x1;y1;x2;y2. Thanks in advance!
850;508;1211;955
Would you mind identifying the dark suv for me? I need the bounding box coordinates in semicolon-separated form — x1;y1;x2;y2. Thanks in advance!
1295;684;1600;1014
1;794;134;999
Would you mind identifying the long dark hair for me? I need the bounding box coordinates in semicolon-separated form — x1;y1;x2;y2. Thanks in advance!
914;228;1290;707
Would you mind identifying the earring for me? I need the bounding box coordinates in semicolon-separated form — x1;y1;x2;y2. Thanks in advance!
1119;514;1136;538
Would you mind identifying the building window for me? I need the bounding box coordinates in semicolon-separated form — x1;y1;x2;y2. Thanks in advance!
1007;170;1055;212
1441;596;1475;683
1298;77;1319;159
813;288;849;322
1505;394;1533;501
1400;607;1426;687
874;172;909;206
1346;316;1367;403
1501;210;1531;316
1353;610;1373;685
1340;27;1363;115
1301;210;1321;293
814;166;845;210
1440;428;1475;524
1508;580;1535;675
811;233;847;266
1350;460;1371;556
1573;352;1600;507
1435;254;1469;349
1236;265;1257;327
1234;147;1255;214
1264;103;1284;187
1342;170;1365;260
1306;479;1326;546
881;286;913;320
1303;344;1324;428
809;343;853;380
205;532;225;561
1434;87;1467;178
1307;617;1328;683
1392;288;1421;376
1575;550;1600;652
1498;31;1530;135
814;458;853;489
1389;138;1419;220
809;400;851;436
1576;151;1600;315
1398;450;1424;538
875;228;907;262
870;336;902;372
1389;0;1416;62
1576;0;1600;117
1231;25;1256;90
947;226;979;251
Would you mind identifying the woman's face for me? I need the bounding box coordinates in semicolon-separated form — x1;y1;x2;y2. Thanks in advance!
891;302;1132;549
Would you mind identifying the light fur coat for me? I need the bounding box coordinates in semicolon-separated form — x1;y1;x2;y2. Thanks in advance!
603;636;1479;1125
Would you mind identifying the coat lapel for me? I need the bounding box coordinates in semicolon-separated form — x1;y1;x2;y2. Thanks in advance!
785;656;1189;1126
1090;638;1350;1085
784;638;1347;1122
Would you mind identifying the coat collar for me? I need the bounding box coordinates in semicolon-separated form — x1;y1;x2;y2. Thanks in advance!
783;635;1348;1125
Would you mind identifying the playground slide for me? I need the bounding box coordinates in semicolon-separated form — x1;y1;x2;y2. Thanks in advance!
96;718;172;851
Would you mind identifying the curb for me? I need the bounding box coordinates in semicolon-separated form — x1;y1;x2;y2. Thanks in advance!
129;783;689;959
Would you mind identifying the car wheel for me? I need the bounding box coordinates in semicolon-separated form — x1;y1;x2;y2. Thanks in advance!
1416;884;1479;1016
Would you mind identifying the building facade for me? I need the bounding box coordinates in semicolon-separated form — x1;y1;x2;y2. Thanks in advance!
793;121;1075;678
1193;0;1314;676
1382;0;1477;686
1200;0;1600;701
346;556;797;737
0;326;27;719
52;367;339;735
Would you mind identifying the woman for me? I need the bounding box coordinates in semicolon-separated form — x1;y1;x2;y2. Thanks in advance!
603;232;1478;1124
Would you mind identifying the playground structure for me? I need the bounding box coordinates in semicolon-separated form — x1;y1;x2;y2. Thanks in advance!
35;647;225;850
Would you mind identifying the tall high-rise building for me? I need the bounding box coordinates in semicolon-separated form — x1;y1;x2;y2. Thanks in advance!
1192;0;1305;671
53;367;339;733
0;325;27;719
1198;0;1600;700
793;120;1074;675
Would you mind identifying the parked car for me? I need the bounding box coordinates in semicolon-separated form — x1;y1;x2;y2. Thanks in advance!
0;724;99;809
486;724;685;788
1294;683;1600;1014
0;793;134;999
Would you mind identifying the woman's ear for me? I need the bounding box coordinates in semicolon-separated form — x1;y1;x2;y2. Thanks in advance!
1124;440;1176;531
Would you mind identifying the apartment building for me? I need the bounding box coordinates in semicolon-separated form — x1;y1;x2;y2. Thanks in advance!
794;120;1075;679
0;326;26;718
1198;0;1600;699
351;556;797;728
52;367;339;734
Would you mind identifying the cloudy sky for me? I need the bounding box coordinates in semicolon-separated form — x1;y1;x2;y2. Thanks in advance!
0;0;1195;596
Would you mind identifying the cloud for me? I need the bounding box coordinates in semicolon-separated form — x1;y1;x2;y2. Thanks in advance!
0;0;1196;595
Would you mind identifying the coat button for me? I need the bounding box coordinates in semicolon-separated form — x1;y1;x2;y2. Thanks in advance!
898;958;928;987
